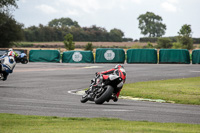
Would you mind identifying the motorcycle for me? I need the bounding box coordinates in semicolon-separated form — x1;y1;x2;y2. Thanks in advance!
15;53;28;64
80;70;124;104
0;55;16;81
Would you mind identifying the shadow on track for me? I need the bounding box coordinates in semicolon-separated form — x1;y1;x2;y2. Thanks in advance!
81;102;131;106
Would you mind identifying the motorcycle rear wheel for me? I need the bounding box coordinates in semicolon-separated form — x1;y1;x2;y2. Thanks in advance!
22;59;28;64
94;85;114;104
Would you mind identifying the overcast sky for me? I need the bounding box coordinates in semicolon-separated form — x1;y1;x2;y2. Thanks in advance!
13;0;200;40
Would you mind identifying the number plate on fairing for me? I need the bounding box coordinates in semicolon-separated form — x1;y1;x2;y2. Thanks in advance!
109;75;119;81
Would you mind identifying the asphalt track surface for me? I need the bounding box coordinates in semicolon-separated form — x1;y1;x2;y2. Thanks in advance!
0;63;200;124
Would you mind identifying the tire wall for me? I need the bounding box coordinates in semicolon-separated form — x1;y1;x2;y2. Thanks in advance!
62;51;94;63
29;50;60;63
192;49;200;64
159;49;190;64
127;49;157;64
95;48;125;63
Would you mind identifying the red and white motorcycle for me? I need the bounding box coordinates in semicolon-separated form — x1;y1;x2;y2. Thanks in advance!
80;69;125;104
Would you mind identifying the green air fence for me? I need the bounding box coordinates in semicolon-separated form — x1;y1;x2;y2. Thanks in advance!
29;50;60;63
127;49;157;64
95;48;125;63
159;49;190;64
62;51;94;63
192;49;200;64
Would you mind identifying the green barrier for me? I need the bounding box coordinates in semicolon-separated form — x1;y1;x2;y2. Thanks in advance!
127;49;157;63
95;48;125;63
62;51;94;63
159;49;190;64
192;49;200;64
29;50;60;63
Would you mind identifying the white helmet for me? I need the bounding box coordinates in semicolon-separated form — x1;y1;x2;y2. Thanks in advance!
9;48;13;52
114;64;124;69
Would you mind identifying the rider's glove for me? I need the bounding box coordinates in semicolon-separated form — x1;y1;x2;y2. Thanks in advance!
95;72;100;76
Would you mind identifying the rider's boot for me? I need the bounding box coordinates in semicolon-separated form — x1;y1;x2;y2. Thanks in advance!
112;94;118;102
85;84;95;94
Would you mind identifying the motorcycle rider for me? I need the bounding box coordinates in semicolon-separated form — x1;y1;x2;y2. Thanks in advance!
0;49;16;81
8;48;16;57
88;64;126;102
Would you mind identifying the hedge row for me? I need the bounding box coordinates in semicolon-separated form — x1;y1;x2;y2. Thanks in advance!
140;37;200;44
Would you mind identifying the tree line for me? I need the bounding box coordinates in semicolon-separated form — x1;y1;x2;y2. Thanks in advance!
140;37;200;44
23;19;133;42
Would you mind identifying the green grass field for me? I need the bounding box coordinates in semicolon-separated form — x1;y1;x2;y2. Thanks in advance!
0;113;200;133
121;77;200;105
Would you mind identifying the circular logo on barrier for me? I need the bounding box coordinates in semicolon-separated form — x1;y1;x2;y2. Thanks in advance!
104;50;115;60
72;52;82;62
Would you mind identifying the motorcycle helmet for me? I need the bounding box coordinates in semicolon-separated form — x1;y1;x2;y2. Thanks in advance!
114;64;124;69
9;48;13;52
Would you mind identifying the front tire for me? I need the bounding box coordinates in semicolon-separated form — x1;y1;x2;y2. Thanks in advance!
80;93;89;103
94;85;114;104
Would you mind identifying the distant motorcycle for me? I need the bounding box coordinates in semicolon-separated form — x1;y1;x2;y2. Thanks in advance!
0;55;16;81
15;53;28;64
80;71;124;104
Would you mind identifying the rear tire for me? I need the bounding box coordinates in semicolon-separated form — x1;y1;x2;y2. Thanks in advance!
94;85;114;104
22;59;28;64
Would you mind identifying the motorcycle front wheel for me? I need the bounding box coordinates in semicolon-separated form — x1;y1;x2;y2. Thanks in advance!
94;85;114;104
80;93;89;103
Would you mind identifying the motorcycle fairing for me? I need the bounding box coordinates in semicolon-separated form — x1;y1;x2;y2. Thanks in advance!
103;75;109;80
1;56;16;73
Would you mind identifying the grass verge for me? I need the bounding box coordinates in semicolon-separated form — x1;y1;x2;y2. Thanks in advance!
0;113;200;133
121;77;200;105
